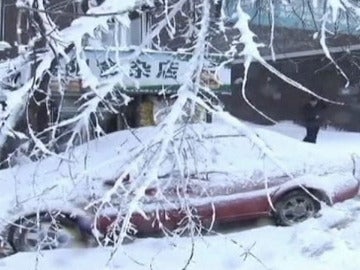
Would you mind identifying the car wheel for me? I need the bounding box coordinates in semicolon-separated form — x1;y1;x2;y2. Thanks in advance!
275;190;321;226
7;212;86;252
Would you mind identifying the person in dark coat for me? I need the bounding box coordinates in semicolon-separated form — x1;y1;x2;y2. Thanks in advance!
301;97;327;143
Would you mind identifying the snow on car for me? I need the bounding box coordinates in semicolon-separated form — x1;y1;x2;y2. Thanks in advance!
0;123;358;255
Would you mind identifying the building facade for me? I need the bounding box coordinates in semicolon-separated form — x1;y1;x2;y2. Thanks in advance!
0;0;360;135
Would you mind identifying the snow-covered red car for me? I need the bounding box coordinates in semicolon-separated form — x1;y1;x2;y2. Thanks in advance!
0;123;358;254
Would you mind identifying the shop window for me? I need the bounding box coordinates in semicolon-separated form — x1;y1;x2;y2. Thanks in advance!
100;13;149;47
1;0;17;46
223;0;239;22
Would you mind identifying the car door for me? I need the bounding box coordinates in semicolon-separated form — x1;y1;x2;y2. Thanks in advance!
183;171;292;223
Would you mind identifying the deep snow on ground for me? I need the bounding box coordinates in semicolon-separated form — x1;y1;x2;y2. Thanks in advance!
263;121;360;153
2;199;360;270
1;121;360;270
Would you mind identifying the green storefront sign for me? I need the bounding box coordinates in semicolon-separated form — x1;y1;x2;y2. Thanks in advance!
83;49;232;95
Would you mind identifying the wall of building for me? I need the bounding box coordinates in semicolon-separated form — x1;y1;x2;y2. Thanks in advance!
226;51;360;131
0;0;80;60
2;1;360;133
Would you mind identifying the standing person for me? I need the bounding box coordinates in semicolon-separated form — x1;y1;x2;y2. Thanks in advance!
301;97;327;143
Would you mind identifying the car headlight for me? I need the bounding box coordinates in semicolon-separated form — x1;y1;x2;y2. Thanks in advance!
351;153;360;182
